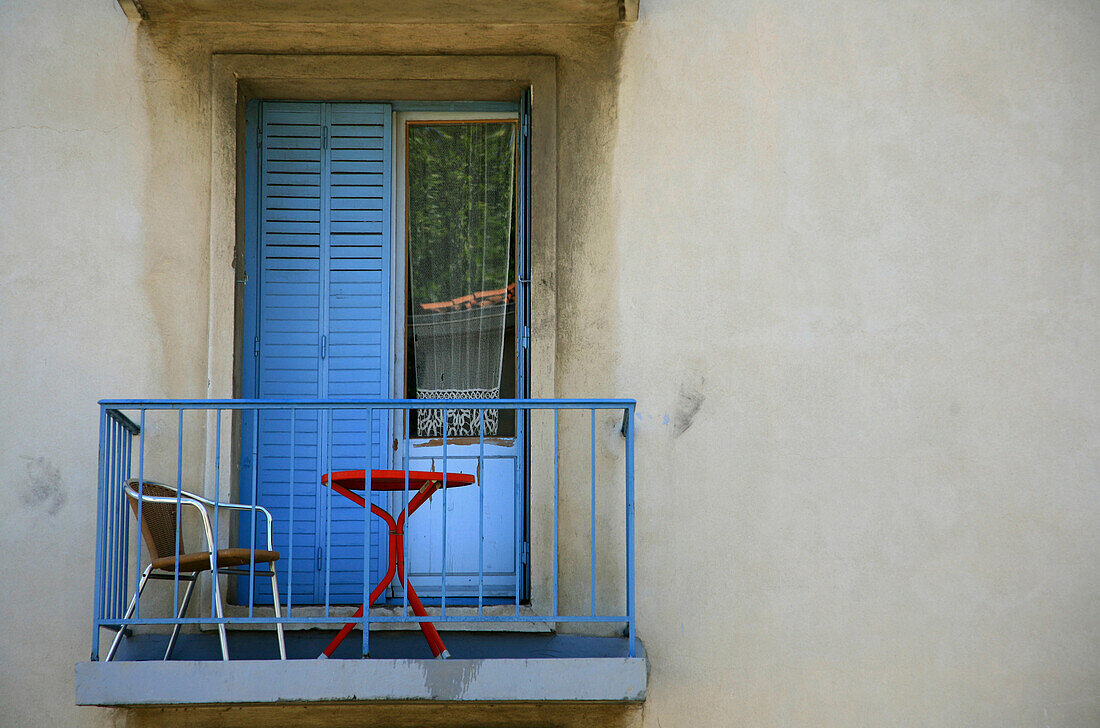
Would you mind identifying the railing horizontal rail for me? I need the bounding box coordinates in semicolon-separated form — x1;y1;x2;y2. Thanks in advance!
99;398;636;410
96;615;630;626
104;409;142;435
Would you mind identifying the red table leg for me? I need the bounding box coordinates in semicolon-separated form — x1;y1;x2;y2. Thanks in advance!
319;483;449;659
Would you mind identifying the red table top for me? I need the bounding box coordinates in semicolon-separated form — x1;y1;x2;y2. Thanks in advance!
321;469;475;492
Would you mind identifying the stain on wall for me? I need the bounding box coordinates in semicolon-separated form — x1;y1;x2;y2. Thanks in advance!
420;658;482;700
19;455;65;515
672;379;704;438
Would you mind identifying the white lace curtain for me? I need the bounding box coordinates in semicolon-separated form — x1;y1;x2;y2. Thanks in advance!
407;121;516;437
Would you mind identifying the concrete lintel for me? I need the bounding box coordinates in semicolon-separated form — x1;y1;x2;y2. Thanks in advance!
76;658;647;706
116;0;636;25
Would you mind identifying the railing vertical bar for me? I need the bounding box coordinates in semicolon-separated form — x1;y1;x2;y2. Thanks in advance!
478;410;485;615
514;421;521;616
119;425;131;618
324;407;333;617
212;410;222;620
249;408;259;618
104;418;117;623
173;408;184;623
125;422;135;615
108;418;119;621
441;407;448;616
92;406;108;659
625;405;636;658
111;417;122;612
590;408;596;618
553;409;559;619
288;408;296;615
118;418;129;616
403;409;410;617
115;418;125;620
116;418;126;617
134;409;146;620
362;407;372;658
313;407;323;613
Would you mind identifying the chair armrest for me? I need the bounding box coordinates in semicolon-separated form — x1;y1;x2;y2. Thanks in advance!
126;484;277;552
170;491;275;550
208;502;276;551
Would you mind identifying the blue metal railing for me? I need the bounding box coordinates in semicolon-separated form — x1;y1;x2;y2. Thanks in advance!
92;398;636;660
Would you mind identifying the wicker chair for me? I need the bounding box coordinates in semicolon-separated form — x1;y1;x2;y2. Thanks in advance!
104;479;287;661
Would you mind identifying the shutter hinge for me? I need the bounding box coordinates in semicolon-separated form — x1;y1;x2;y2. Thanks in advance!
316;547;323;571
321;334;327;359
253;336;260;355
520;325;530;351
256;129;262;149
521;115;529;138
322;125;329;150
521;542;529;565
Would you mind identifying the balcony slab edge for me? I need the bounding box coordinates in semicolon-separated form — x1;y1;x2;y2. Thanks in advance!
76;657;647;706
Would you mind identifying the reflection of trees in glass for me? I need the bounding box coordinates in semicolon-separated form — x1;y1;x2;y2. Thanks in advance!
406;121;518;433
407;122;516;307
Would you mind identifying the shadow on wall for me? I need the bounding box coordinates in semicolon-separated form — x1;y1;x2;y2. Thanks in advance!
128;701;645;728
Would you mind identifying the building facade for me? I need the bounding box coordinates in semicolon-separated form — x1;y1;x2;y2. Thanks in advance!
1;0;1098;726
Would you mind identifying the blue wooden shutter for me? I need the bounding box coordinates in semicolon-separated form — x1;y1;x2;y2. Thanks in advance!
243;101;391;605
247;100;325;605
323;103;392;603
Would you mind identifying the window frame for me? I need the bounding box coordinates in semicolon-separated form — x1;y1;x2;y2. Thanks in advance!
208;54;557;621
392;109;522;437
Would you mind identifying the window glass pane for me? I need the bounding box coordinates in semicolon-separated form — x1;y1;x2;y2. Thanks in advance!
406;121;517;437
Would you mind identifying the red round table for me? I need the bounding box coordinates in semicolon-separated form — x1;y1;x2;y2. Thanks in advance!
318;469;476;659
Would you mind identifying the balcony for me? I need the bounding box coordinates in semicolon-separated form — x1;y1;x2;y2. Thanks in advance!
76;398;644;708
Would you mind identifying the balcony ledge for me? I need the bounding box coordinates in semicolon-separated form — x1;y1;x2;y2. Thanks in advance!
76;655;646;706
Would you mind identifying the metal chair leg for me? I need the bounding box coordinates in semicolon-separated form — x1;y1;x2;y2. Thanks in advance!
105;565;153;662
270;571;287;660
210;569;230;661
163;575;196;660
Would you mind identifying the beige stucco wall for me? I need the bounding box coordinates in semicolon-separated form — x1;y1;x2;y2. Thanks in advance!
612;1;1100;725
1;0;1098;726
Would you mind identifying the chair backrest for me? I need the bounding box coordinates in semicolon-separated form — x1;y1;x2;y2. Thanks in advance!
124;479;186;560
